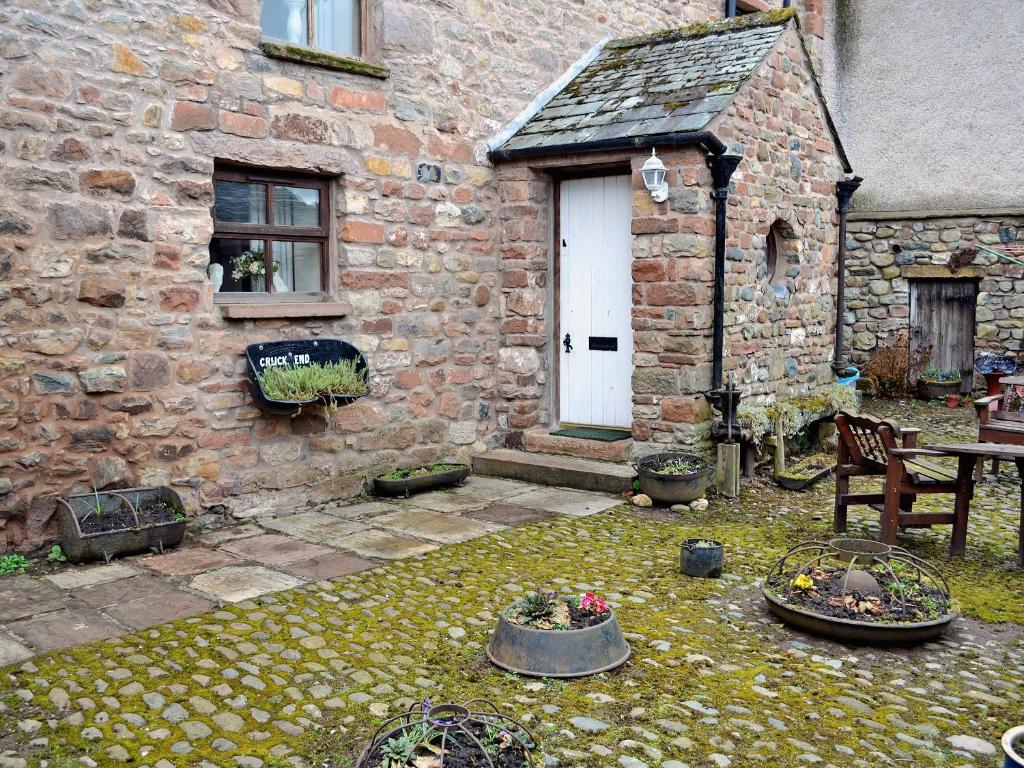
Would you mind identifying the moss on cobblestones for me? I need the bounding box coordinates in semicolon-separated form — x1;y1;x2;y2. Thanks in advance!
1;400;1022;767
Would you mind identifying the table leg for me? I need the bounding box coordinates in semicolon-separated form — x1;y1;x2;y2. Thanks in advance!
950;454;974;556
1016;459;1024;568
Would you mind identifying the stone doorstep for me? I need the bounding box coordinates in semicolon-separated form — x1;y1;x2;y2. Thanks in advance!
523;428;633;463
473;449;636;495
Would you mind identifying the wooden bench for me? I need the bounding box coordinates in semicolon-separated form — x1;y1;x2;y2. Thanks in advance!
834;412;972;553
974;375;1024;480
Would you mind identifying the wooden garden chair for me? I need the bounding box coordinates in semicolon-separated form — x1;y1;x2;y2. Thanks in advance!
973;375;1024;480
834;412;972;553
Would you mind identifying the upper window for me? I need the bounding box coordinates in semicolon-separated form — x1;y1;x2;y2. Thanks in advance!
260;0;361;58
210;166;331;301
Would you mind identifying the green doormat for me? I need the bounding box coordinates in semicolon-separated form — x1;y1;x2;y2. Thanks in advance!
550;427;631;442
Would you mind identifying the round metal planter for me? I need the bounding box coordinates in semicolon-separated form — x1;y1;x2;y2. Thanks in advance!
636;452;712;505
762;590;956;646
486;607;631;678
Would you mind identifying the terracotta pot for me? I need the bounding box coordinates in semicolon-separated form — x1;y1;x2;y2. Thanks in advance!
946;394;962;408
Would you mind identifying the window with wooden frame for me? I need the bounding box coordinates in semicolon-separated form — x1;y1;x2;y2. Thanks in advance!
260;0;363;59
210;166;331;302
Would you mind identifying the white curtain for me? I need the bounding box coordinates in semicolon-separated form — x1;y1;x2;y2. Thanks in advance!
315;0;359;57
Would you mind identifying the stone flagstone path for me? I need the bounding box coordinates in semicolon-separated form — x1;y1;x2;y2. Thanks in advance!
0;478;620;666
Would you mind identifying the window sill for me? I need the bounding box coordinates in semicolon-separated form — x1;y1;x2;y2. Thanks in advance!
259;39;389;79
218;301;351;320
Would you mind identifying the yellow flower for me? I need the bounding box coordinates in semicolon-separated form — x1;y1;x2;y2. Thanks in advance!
792;573;815;591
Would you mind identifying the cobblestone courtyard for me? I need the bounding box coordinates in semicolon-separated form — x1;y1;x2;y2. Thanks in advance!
1;401;1023;767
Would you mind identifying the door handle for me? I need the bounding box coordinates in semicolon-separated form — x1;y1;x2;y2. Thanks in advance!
563;333;573;354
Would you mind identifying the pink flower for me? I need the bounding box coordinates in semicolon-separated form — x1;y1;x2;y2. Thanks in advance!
580;592;609;614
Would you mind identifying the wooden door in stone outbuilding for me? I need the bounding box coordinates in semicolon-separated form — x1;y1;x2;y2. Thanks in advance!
909;279;977;392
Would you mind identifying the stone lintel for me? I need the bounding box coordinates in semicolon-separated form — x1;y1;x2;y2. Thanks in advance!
902;265;985;280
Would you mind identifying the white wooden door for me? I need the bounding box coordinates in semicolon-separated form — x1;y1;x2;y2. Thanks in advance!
558;175;633;428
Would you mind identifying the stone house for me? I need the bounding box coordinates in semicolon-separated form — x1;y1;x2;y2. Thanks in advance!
820;0;1024;376
0;0;847;551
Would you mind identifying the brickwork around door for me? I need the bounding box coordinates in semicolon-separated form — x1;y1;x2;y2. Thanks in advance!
495;26;846;454
0;0;757;552
843;215;1024;365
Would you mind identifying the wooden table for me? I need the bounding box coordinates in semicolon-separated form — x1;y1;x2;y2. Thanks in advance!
926;442;1024;567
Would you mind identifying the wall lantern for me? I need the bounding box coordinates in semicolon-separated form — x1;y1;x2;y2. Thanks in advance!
640;149;669;203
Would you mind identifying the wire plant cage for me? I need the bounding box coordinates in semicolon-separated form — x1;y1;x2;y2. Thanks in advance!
763;538;955;645
355;699;538;768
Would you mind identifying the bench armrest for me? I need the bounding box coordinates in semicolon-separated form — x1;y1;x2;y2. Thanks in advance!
974;394;1000;409
900;427;920;448
887;447;948;458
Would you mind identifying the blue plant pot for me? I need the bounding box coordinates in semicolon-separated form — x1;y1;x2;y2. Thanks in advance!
1003;726;1024;768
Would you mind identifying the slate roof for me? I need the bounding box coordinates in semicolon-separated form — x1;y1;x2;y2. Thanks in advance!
494;10;796;157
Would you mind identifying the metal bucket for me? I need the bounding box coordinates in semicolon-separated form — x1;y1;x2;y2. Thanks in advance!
680;538;724;578
486;608;631;678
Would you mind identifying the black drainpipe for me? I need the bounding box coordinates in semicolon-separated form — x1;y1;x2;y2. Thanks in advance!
725;0;737;17
708;153;743;393
833;176;863;376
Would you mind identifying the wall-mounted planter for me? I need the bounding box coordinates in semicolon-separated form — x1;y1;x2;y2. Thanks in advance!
57;486;186;563
486;606;630;678
246;338;368;415
635;452;712;505
373;464;471;498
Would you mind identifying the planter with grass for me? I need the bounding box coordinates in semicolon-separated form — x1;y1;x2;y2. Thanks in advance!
246;339;368;416
774;452;834;491
487;590;630;678
57;486;186;563
635;452;712;505
373;463;471;498
916;369;963;400
1003;726;1024;768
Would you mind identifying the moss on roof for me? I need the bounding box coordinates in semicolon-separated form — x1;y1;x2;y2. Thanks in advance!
608;7;798;50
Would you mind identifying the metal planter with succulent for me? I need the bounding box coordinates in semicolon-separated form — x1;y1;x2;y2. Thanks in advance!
355;699;538;768
486;590;630;678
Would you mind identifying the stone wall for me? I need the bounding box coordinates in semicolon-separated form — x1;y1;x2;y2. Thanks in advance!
844;215;1024;366
494;25;846;454
0;0;742;551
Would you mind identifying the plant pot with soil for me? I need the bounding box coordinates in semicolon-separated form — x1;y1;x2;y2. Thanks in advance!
680;538;724;578
246;339;369;416
1003;726;1024;768
373;463;471;498
355;699;539;768
917;369;962;400
763;539;956;645
487;591;630;678
635;452;713;505
57;486;186;563
774;452;834;491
